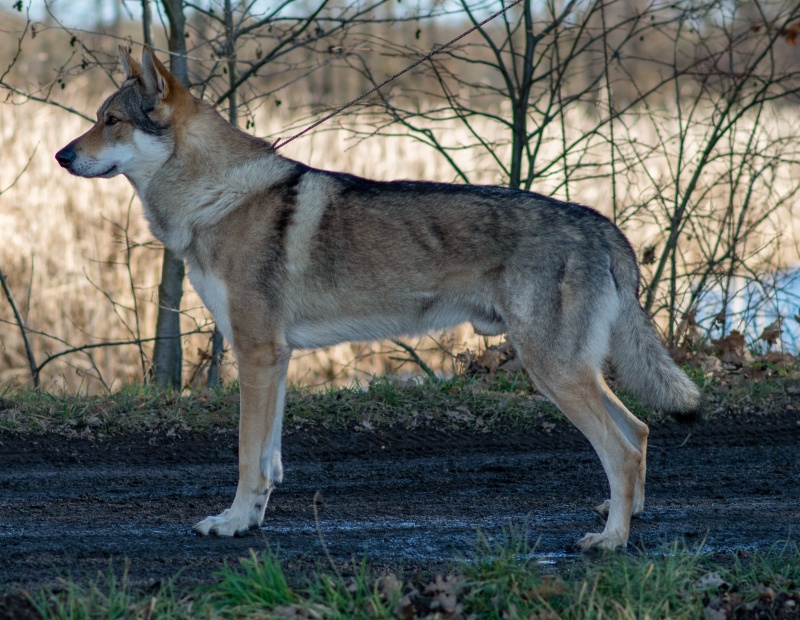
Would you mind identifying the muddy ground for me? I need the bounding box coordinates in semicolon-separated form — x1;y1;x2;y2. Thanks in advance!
1;416;799;597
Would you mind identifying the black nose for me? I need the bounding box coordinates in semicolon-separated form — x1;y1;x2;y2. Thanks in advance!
55;144;76;168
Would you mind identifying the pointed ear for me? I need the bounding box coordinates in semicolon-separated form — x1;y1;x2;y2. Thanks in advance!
118;45;141;80
141;45;169;99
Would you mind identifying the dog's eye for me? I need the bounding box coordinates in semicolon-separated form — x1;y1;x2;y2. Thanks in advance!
106;116;119;126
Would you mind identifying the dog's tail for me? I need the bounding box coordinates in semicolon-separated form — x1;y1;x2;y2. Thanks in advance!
604;230;701;420
609;291;701;421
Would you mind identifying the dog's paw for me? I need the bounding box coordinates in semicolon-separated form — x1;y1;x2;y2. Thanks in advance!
576;531;627;551
194;508;259;537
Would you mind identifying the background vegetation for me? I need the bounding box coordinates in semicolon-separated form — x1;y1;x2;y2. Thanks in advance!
1;0;800;392
19;535;800;619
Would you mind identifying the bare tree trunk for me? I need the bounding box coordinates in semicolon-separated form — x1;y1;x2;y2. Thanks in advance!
151;0;188;390
206;0;237;388
509;0;535;190
142;0;153;47
153;251;185;388
163;0;189;83
224;0;238;127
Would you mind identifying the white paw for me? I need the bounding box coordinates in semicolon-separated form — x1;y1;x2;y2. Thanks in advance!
577;531;628;551
193;507;259;537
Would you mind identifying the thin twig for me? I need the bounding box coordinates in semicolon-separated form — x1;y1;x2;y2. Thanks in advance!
123;195;148;380
0;80;94;122
391;339;436;380
273;0;525;150
0;143;37;195
34;334;178;374
312;491;342;581
0;268;39;388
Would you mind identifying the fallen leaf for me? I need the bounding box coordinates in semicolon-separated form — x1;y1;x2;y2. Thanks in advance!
781;22;800;45
703;606;727;620
695;572;729;590
760;319;781;345
765;350;792;366
640;245;656;265
500;356;525;373
476;348;502;373
425;574;464;615
394;593;417;620
700;354;725;378
271;603;330;619
712;330;746;366
379;573;404;599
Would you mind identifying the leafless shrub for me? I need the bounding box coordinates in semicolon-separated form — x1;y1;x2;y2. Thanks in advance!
351;0;800;347
1;0;799;392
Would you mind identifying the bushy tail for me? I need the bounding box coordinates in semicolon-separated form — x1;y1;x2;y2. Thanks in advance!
610;292;701;420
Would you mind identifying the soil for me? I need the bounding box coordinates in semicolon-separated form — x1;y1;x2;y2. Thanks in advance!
1;416;799;602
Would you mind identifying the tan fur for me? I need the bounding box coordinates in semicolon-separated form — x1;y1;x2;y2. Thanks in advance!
55;46;701;550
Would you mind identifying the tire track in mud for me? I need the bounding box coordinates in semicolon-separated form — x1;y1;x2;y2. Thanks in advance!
1;418;799;593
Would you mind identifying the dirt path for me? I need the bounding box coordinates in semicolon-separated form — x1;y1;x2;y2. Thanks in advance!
1;417;799;594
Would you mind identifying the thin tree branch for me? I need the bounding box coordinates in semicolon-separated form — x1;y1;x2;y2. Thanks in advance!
391;340;436;380
0;268;39;388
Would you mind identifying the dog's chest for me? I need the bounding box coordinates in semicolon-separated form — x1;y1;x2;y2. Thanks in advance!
188;268;233;345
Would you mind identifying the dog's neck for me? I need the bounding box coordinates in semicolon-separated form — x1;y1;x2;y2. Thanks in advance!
132;102;293;255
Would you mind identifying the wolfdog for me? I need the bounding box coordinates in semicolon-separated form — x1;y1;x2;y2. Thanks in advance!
56;46;699;550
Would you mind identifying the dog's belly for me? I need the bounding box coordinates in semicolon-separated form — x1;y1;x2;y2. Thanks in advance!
285;316;412;349
285;303;503;350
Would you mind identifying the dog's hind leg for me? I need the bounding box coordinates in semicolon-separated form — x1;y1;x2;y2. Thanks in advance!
532;366;642;550
593;381;648;518
512;335;643;550
194;342;291;537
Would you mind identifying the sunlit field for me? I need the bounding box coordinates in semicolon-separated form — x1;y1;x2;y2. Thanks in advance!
2;80;799;392
0;86;494;391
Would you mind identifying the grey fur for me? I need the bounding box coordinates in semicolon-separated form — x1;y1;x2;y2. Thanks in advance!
610;294;701;413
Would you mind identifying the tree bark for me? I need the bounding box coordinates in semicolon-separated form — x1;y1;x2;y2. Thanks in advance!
206;0;237;387
142;0;153;47
151;0;189;390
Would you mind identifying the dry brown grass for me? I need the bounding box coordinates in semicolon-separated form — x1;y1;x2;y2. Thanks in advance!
1;82;799;392
0;84;494;391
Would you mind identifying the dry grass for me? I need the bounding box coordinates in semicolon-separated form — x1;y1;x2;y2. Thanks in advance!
0;84;495;391
1;81;799;392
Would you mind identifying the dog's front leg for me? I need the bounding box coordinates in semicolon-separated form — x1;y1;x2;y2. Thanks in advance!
195;343;290;537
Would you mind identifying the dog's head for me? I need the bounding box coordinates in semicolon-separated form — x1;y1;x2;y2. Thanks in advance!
55;46;186;185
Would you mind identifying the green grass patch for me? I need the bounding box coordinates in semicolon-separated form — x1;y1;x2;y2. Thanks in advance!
287;374;562;433
23;534;800;619
0;375;560;437
1;363;799;437
0;381;242;436
27;564;193;620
